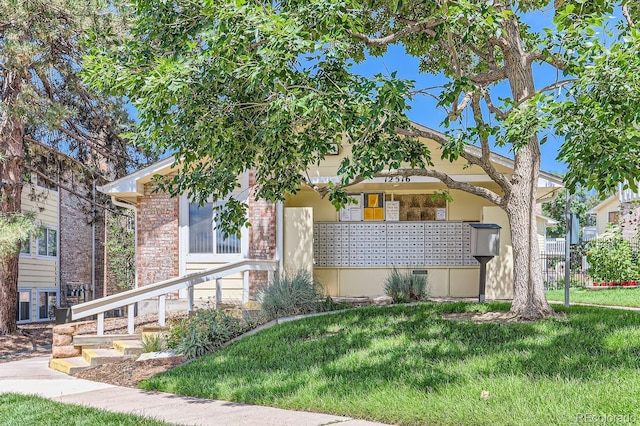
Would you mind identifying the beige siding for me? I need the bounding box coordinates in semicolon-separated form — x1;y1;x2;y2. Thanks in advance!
285;186;511;299
313;267;479;298
185;262;245;303
483;206;513;300
283;208;314;275
305;139;514;179
593;197;620;236
18;185;59;322
21;185;58;227
18;186;59;288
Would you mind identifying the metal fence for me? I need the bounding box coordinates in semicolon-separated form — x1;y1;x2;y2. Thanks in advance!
541;243;591;290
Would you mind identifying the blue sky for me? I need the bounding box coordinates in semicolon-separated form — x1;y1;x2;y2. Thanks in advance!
348;5;568;175
350;45;567;176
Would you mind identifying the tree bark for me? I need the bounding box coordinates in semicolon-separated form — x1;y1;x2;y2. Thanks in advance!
501;11;553;319
0;69;25;335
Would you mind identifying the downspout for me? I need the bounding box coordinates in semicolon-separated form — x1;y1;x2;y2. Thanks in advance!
91;181;96;301
276;201;284;273
110;196;139;289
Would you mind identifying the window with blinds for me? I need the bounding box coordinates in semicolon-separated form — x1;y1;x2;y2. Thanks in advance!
188;202;241;255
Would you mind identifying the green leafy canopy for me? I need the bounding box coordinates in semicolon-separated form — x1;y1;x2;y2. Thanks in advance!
83;1;640;233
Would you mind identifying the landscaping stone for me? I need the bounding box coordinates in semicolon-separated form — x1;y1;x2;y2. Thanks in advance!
52;345;81;358
372;296;393;306
52;334;73;346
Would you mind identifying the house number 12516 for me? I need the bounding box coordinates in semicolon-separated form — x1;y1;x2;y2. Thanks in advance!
384;176;410;183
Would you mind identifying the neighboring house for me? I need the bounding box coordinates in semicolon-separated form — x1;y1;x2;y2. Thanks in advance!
99;125;563;303
17;173;106;324
587;184;640;241
588;194;620;238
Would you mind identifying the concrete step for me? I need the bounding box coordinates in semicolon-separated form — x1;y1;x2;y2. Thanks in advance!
113;340;144;357
82;348;131;366
73;334;141;349
49;357;90;375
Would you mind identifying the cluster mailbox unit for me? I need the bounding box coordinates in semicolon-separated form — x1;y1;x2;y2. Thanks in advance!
312;191;502;302
313;221;478;268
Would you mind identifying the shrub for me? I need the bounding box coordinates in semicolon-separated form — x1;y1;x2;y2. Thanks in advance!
141;333;165;353
587;227;638;283
384;268;430;303
167;309;248;360
257;270;325;319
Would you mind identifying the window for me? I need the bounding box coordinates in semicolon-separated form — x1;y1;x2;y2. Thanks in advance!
37;228;58;257
16;290;31;322
37;290;57;321
188;203;241;255
35;174;58;191
20;234;31;256
608;211;620;224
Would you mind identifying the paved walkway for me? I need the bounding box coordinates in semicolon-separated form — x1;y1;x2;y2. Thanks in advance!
0;356;386;426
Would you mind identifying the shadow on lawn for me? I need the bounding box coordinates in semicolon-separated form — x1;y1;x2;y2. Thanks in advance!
141;302;640;402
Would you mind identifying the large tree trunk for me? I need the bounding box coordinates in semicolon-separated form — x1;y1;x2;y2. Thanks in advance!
0;70;25;335
506;145;553;320
501;11;553;319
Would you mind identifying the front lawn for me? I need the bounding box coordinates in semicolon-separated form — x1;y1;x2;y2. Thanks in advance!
140;302;640;425
546;287;640;308
0;393;171;425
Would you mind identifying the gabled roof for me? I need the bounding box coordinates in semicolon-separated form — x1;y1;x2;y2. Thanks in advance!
588;194;620;215
409;122;563;188
99;122;563;202
536;214;559;225
97;156;177;200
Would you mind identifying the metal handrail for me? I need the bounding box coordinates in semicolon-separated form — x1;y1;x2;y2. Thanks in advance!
71;259;278;335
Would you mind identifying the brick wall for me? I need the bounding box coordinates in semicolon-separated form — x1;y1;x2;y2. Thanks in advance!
59;185;105;304
621;202;640;240
137;183;179;287
247;172;277;298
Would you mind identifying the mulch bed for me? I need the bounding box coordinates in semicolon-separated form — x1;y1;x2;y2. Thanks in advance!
0;323;54;363
1;316;187;387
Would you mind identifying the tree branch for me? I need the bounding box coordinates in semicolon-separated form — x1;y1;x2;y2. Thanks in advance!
480;88;507;119
317;169;505;207
56;122;119;162
24;165;114;212
25;136;106;180
526;50;568;70
449;91;473;121
347;18;441;46
470;93;511;191
466;68;507;85
622;5;635;28
397;122;511;194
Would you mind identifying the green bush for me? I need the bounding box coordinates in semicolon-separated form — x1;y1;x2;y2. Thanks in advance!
141;333;166;353
384;268;430;303
587;227;638;283
257;270;325;319
167;309;248;360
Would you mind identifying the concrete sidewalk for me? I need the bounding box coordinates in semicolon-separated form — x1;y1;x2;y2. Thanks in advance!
0;356;386;426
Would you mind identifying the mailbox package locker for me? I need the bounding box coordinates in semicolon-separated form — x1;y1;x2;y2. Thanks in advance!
313;221;476;267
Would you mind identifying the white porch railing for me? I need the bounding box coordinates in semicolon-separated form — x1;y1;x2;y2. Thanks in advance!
545;238;566;254
71;259;278;336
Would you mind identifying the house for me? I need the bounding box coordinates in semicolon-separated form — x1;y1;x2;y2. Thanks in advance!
588;185;640;241
98;125;563;304
587;195;620;238
17;172;106;324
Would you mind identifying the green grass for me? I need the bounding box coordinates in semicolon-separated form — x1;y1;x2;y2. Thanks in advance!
0;393;172;425
546;286;640;308
140;302;640;425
